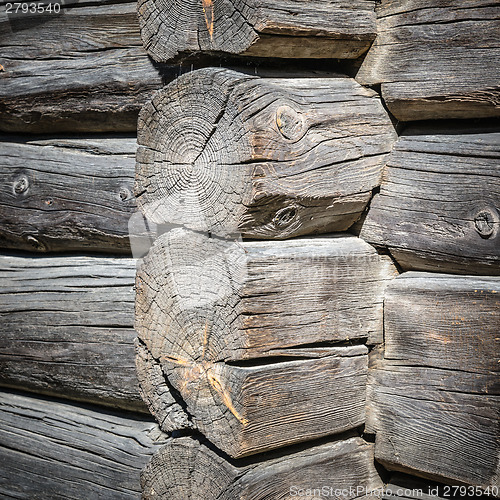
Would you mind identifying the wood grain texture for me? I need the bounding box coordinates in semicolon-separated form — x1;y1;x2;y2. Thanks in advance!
0;137;138;253
138;0;376;62
0;254;147;412
136;68;396;239
141;435;383;499
0;2;162;132
135;228;397;358
359;126;500;275
356;0;500;121
0;390;166;500
369;272;500;489
134;229;397;457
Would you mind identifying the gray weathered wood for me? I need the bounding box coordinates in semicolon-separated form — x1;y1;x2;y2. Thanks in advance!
141;435;383;499
369;273;500;489
0;137;138;253
0;2;162;132
136;68;396;239
138;0;376;62
136;228;397;358
134;229;398;457
359;126;500;274
0;254;147;412
0;390;166;499
356;1;500;121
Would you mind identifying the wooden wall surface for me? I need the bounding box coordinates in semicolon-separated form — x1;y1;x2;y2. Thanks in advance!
0;1;163;133
0;390;166;499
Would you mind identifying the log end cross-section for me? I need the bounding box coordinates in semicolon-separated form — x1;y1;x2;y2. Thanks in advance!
136;68;396;239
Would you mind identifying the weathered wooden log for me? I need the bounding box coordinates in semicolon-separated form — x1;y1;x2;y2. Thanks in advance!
136;68;397;239
0;390;166;499
138;0;376;62
368;273;500;489
359;126;500;275
136;228;397;357
356;1;500;121
0;2;163;132
141;435;383;499
0;254;147;412
134;229;398;457
0;137;138;253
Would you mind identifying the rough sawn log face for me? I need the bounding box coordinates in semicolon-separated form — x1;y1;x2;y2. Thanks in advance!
141;435;383;499
368;273;500;489
0;254;146;412
134;229;398;457
138;0;376;62
136;68;397;239
0;2;163;133
0;390;166;499
359;126;500;275
0;137;137;253
356;0;500;121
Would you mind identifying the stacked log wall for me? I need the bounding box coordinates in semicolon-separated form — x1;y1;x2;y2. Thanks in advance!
0;0;498;497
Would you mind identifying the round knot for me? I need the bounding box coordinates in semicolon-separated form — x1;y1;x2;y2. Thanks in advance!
276;105;305;141
474;210;496;238
13;176;29;195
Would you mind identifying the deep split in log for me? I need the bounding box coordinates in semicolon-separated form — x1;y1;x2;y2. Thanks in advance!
141;435;383;499
360;126;500;275
0;253;146;412
134;228;397;457
137;0;377;62
367;272;500;489
136;68;396;239
356;0;500;121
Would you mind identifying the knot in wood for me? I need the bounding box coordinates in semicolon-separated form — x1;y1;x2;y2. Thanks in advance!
13;176;29;195
272;206;297;229
119;187;131;201
474;210;496;238
26;235;47;251
276;105;304;141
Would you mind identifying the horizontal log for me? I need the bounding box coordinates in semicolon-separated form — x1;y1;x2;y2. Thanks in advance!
0;254;146;412
0;2;163;132
135;229;398;457
0;137;138;253
0;390;166;499
136;228;397;358
368;273;500;489
359;126;500;274
136;68;396;239
141;435;383;499
356;1;500;121
138;0;376;62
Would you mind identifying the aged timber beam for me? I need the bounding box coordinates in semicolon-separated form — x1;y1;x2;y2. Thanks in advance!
367;272;500;489
0;137;138;253
141;435;383;499
0;390;165;499
356;0;500;121
0;2;163;132
0;253;146;412
135;228;397;457
359;125;500;275
137;0;377;62
136;68;397;239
